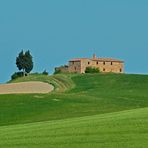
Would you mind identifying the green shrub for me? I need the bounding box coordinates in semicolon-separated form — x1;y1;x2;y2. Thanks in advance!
42;70;48;75
11;72;24;80
85;67;100;73
54;68;62;74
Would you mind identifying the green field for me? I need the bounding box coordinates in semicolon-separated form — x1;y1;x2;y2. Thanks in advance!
0;73;148;147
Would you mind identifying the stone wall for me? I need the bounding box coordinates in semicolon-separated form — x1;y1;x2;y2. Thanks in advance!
81;59;92;73
68;61;81;73
91;61;124;73
68;60;124;73
55;65;69;73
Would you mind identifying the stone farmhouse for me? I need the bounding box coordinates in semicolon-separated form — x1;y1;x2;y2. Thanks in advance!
55;54;124;74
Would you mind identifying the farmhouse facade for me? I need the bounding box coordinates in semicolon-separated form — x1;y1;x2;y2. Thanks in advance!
56;54;124;74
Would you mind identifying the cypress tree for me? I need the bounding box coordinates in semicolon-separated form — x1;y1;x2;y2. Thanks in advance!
16;50;33;76
24;50;33;74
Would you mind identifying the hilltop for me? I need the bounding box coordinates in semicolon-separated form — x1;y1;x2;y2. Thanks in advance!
1;73;148;126
0;73;148;147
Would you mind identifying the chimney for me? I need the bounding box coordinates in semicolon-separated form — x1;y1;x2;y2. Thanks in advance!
93;53;96;59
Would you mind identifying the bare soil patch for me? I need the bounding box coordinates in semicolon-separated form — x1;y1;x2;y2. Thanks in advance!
0;81;54;94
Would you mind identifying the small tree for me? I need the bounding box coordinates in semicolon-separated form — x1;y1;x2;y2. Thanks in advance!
11;72;24;80
16;50;33;76
42;70;48;75
54;68;61;74
85;67;100;73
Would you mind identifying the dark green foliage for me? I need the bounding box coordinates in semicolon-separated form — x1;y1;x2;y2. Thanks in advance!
54;68;62;74
85;67;100;73
11;72;24;80
16;50;33;75
24;50;33;73
16;50;24;71
42;70;48;75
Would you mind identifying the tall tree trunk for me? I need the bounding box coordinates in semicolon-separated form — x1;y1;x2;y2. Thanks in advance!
23;69;25;77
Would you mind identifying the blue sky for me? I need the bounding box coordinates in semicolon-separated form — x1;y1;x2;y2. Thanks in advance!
0;0;148;83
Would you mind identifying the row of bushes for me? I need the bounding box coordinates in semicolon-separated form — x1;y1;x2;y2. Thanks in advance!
11;67;100;80
11;70;49;80
54;67;100;74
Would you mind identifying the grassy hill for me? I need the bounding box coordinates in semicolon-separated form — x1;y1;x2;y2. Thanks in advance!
0;107;147;148
0;73;148;147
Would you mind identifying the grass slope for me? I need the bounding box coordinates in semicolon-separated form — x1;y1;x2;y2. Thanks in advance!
9;73;75;92
0;107;147;148
0;73;148;126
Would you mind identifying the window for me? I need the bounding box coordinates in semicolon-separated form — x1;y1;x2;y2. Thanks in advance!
103;68;105;72
103;62;105;65
88;62;90;65
111;62;113;65
96;61;99;65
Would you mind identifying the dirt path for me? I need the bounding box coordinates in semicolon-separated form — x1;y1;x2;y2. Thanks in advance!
0;81;54;94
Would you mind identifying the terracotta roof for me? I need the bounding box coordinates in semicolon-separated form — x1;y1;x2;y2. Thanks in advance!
91;58;124;62
69;58;89;62
69;58;124;62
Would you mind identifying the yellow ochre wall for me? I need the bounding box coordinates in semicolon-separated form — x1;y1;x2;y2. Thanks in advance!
69;60;124;73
